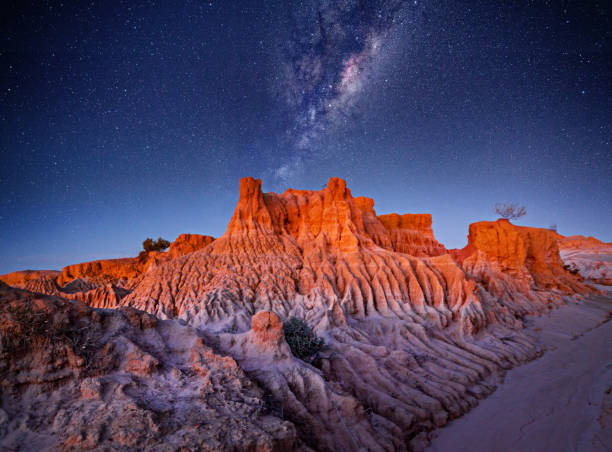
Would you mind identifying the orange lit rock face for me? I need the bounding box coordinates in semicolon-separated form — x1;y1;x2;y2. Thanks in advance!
223;176;445;255
0;270;60;288
124;177;482;331
167;233;214;258
57;257;143;287
0;271;61;303
466;219;591;291
57;233;214;288
0;234;215;310
122;178;592;332
378;213;447;257
1;177;602;452
452;219;597;322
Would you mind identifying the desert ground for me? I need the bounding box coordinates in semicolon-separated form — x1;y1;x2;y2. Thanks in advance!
428;289;612;452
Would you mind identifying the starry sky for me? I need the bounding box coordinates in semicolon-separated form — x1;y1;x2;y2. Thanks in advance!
1;1;610;274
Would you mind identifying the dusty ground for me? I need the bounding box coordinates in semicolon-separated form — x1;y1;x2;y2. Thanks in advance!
427;290;612;452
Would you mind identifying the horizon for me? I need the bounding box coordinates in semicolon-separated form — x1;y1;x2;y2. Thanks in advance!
2;1;611;274
1;174;607;274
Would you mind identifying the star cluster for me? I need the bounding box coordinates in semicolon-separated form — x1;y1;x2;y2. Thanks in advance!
0;0;610;273
272;0;417;180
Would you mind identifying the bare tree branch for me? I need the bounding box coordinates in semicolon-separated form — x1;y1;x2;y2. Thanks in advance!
494;203;526;221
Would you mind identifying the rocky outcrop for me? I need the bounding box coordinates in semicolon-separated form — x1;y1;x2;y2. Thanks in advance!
1;234;216;310
453;220;597;314
0;282;297;451
1;177;601;451
559;235;612;286
118;178;576;450
57;233;215;288
378;213;447;257
167;233;215;258
0;270;60;288
57;257;143;287
122;178;486;331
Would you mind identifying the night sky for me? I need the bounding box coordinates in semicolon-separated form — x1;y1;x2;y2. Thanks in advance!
1;1;610;274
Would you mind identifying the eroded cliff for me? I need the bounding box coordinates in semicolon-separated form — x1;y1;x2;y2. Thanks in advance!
0;177;601;451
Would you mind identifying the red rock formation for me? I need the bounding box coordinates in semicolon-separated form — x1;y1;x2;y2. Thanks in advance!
0;282;297;450
167;233;214;258
57;257;143;287
452;219;597;321
378;213;447;256
0;177;600;451
0;234;216;310
0;270;60;288
118;177;550;450
56;233;215;288
558;235;612;285
123;177;482;329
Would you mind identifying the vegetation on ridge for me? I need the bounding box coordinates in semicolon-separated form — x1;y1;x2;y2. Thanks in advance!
142;237;171;253
283;317;324;363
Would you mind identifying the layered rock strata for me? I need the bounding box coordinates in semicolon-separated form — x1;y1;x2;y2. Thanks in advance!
0;177;600;451
0;233;215;309
452;219;598;322
115;178;592;450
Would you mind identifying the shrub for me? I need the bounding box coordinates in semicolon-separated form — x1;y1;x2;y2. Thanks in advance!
283;317;324;362
1;305;87;355
142;237;171;252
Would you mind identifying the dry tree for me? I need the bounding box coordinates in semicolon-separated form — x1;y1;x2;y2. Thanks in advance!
494;203;526;221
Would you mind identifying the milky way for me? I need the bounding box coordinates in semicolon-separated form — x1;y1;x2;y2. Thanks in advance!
273;0;419;181
1;1;610;273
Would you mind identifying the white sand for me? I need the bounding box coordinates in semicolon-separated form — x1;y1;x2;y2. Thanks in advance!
427;293;612;452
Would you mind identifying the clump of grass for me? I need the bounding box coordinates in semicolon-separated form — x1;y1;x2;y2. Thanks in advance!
1;304;90;357
283;317;324;363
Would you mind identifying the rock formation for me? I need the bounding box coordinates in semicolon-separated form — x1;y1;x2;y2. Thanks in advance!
0;281;297;451
167;233;215;258
57;233;215;288
0;270;60;288
452;219;598;322
113;178;590;449
0;233;215;309
558;235;612;286
0;177;604;451
378;213;447;257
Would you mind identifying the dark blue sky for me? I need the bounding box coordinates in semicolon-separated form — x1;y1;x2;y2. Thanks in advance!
1;1;610;274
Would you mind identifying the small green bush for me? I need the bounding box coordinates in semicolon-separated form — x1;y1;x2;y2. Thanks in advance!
283;317;324;362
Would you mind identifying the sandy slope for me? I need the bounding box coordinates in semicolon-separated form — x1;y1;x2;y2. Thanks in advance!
427;292;612;452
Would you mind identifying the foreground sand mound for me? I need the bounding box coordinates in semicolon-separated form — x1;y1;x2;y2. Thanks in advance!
0;281;297;451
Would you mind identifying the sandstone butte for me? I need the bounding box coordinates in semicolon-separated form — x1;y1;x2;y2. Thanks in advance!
0;177;609;451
